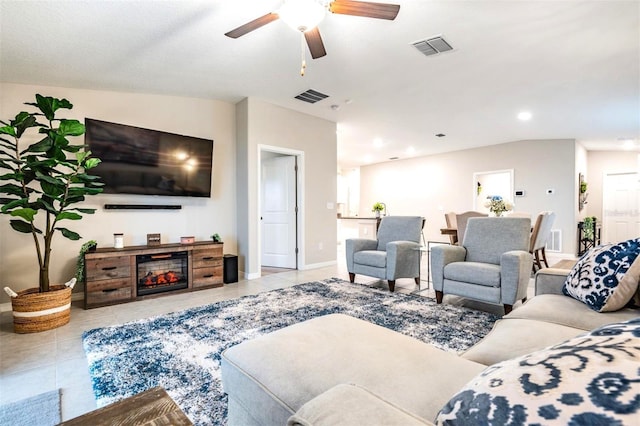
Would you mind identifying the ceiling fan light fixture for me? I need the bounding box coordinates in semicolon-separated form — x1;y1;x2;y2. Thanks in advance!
279;0;326;32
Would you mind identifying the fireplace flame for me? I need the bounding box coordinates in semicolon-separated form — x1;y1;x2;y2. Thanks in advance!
141;270;182;287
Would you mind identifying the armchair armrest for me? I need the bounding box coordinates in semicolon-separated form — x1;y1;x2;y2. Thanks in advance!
500;250;534;304
345;238;378;271
386;241;421;279
535;267;570;295
431;245;466;291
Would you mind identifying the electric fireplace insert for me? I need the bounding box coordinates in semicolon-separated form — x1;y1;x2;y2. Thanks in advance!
136;251;188;296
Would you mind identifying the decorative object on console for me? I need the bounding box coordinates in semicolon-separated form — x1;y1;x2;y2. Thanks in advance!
211;233;222;243
0;94;103;333
113;233;124;248
83;278;498;425
147;233;161;246
563;237;640;312
180;236;195;244
436;318;640;425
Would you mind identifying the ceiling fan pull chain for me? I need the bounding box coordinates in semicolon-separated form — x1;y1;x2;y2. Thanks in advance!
300;31;307;76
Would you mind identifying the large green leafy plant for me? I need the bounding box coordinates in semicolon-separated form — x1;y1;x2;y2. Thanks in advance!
0;95;103;292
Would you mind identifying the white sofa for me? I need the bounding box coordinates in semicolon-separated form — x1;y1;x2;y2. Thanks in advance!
221;267;640;425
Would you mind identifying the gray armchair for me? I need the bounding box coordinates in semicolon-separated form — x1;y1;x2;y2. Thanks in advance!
431;217;533;314
346;216;423;292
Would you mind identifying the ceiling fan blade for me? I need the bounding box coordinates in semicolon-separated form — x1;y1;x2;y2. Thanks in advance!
304;27;327;59
224;13;279;38
329;0;400;20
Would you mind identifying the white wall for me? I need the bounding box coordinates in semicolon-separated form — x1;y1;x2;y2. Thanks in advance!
0;83;237;303
236;98;337;278
359;139;577;255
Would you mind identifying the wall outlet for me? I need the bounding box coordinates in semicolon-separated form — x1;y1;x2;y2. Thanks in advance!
326;202;334;209
318;242;323;250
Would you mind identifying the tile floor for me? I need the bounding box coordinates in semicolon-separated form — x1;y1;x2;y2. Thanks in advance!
0;256;530;421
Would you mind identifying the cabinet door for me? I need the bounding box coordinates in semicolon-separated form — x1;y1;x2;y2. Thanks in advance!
192;246;223;288
85;278;132;308
192;266;223;288
86;256;131;281
192;246;223;268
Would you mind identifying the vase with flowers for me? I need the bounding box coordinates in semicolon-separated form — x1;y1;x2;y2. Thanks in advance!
484;195;513;217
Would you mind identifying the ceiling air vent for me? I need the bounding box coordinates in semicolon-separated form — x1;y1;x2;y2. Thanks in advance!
295;89;329;104
412;36;453;57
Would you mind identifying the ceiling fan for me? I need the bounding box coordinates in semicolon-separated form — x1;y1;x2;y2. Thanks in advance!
225;0;401;62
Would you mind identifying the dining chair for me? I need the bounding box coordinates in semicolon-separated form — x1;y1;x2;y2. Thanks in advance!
444;212;458;245
530;211;556;271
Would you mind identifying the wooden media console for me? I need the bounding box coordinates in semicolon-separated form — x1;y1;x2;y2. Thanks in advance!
84;241;223;309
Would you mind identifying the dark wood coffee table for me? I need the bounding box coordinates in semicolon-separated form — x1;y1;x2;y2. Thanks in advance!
60;386;192;425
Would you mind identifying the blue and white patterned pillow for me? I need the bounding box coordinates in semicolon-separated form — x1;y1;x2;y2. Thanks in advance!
563;238;640;312
435;318;640;425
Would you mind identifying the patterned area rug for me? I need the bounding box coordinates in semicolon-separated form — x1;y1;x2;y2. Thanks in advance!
83;278;499;425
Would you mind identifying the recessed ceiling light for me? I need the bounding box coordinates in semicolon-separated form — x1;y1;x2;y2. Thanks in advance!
436;133;446;138
518;111;532;121
373;138;383;148
406;146;416;155
389;156;399;160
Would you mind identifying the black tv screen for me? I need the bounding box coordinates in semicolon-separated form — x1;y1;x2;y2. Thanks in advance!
85;119;213;197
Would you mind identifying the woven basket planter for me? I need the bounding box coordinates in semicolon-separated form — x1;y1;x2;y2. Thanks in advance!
11;285;72;333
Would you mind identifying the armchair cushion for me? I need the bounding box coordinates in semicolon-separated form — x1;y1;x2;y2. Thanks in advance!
444;262;501;287
354;250;387;268
563;237;640;312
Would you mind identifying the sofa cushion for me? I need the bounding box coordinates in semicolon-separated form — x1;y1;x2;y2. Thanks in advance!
505;294;640;331
287;384;433;426
461;318;583;366
436;318;640;425
563;238;640;312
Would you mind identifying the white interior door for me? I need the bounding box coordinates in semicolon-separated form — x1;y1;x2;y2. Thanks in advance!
603;172;640;243
261;155;297;268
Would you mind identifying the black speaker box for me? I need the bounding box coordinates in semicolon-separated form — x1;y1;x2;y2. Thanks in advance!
223;254;238;284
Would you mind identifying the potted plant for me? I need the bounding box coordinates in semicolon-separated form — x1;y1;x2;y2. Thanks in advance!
0;94;103;333
76;239;98;284
372;202;385;218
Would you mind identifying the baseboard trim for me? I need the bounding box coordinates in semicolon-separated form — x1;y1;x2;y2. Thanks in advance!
299;260;338;270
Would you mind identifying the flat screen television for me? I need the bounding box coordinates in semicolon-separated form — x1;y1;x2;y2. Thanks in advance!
85;118;213;197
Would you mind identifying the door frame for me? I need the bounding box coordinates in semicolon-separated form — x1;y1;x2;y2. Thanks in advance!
472;169;515;211
257;144;305;275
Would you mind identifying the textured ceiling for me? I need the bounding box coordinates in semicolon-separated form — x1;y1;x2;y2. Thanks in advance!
1;0;638;167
